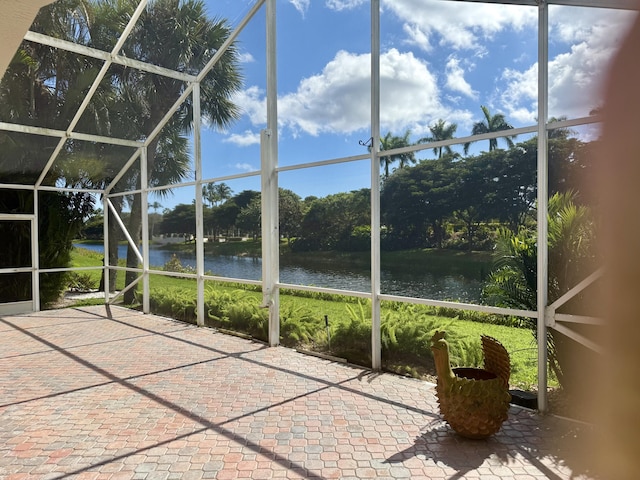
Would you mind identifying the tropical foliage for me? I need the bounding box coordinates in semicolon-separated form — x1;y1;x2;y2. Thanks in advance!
202;183;232;207
85;127;591;257
0;191;93;305
105;0;243;303
419;119;458;159
464;105;517;154
481;191;596;310
0;0;243;304
292;188;370;252
481;191;597;388
378;130;416;178
141;279;548;385
0;0;99;305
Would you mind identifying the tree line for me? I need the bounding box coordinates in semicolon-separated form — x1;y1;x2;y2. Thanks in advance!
134;125;592;254
0;0;593;306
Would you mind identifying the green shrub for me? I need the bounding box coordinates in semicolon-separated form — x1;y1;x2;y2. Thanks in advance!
379;305;485;373
67;272;96;292
143;283;536;387
329;302;372;364
224;300;269;341
449;337;483;367
203;287;269;341
380;300;524;328
279;303;320;347
381;305;444;362
148;288;196;324
204;288;243;324
163;254;196;274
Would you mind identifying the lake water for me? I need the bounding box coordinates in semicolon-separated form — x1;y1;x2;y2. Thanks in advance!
75;243;486;302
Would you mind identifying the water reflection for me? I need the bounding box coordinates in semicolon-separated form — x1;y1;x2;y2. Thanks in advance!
76;244;485;302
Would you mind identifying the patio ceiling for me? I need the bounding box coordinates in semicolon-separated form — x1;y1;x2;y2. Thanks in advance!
0;0;57;77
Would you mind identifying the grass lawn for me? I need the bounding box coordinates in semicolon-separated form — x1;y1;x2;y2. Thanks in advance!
69;246;544;389
444;320;540;388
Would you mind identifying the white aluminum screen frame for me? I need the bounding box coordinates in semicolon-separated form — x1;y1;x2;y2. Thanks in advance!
0;0;634;412
0;213;38;314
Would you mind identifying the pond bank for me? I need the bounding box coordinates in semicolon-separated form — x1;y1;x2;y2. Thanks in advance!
74;241;493;303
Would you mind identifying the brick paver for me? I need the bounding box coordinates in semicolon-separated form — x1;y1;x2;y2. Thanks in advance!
0;306;596;479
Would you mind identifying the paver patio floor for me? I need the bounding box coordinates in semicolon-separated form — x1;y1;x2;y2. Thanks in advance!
0;305;596;479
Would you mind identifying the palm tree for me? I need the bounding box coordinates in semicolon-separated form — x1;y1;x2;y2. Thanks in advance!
93;0;243;303
148;201;163;238
0;0;104;304
203;182;232;207
202;184;215;208
464;105;517;155
481;191;596;389
378;130;415;178
418;119;457;159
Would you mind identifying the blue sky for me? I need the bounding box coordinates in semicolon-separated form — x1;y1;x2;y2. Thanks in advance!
162;0;636;208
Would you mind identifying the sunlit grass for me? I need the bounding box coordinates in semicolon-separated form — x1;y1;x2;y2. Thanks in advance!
444;319;541;389
69;246;545;389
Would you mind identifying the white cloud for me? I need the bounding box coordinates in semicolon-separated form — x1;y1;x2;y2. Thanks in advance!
550;6;634;46
499;9;636;122
224;130;261;147
238;52;255;64
232;86;266;125
445;56;477;99
547;8;635;117
501;64;537;123
401;23;433;51
383;0;536;51
234;163;256;172
380;1;633;127
234;48;474;138
326;0;366;11
276;48;452;136
230;5;635;143
289;0;310;16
